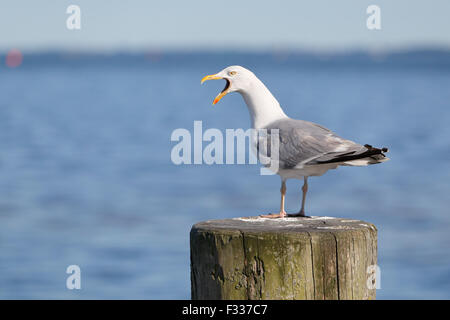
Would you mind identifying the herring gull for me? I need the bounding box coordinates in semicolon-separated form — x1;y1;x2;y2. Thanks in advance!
201;66;389;218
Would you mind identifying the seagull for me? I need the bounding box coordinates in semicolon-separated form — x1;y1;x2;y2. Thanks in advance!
201;66;389;218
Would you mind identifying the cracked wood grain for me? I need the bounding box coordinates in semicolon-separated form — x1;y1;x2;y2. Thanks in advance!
190;217;377;300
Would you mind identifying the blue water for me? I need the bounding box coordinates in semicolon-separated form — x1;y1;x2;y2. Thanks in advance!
0;51;449;299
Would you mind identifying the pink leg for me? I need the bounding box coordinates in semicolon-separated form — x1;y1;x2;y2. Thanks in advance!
288;177;308;217
260;180;287;218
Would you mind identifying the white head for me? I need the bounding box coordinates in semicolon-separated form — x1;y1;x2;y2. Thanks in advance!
201;65;288;128
201;65;257;105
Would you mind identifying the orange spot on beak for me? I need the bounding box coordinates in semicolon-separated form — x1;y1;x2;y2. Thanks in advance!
201;73;229;105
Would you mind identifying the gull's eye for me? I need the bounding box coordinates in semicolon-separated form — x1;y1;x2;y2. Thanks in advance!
228;71;237;76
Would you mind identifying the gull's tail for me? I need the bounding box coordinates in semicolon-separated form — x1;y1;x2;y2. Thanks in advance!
315;144;390;166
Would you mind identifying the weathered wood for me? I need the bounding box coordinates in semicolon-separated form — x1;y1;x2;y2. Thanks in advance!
190;216;377;300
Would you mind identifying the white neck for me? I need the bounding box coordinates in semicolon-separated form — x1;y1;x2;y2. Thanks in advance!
239;77;288;129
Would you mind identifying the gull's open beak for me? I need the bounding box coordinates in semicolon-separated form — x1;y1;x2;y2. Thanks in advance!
201;74;231;105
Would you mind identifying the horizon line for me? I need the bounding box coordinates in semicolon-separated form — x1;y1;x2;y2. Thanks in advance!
2;44;450;56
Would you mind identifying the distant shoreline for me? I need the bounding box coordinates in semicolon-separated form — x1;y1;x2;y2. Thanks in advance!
2;48;449;70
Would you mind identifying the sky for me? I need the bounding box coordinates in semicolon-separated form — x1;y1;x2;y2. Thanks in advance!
1;0;449;52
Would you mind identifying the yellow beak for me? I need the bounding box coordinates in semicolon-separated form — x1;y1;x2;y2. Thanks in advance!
201;74;222;84
201;74;229;105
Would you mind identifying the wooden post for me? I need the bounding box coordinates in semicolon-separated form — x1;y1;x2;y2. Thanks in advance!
190;216;377;300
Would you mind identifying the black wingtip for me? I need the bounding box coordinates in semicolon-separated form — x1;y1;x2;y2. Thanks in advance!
365;144;389;154
315;144;390;165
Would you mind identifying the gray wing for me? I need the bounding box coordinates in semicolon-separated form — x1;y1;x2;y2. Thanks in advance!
258;118;378;169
